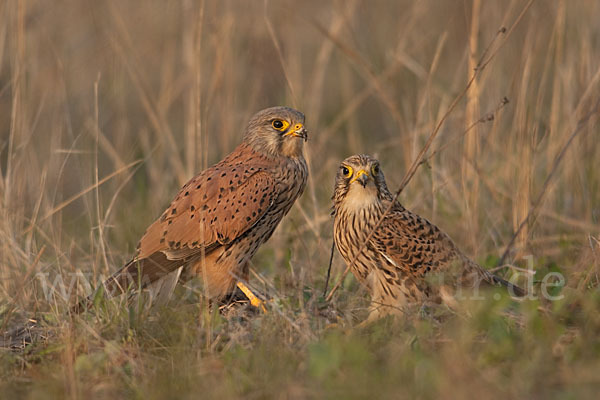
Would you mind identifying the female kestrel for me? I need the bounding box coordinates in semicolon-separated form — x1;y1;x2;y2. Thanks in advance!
332;154;524;321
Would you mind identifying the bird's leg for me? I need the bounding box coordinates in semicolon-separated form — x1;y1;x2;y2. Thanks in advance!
236;281;267;313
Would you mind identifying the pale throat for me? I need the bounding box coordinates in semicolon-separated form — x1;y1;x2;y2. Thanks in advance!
340;183;380;213
280;137;304;158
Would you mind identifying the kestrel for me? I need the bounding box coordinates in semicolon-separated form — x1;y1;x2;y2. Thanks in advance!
80;106;308;311
332;154;525;321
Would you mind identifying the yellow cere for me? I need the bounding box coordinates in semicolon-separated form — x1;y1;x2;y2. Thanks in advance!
350;169;368;184
283;122;304;136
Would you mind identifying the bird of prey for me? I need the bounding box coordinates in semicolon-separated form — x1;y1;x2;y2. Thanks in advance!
81;106;308;311
332;154;524;321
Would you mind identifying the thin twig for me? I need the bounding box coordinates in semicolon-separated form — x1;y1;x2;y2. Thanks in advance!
323;240;335;297
419;97;510;167
497;97;600;266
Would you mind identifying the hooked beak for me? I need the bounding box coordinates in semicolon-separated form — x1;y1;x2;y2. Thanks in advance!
350;169;370;188
283;123;308;142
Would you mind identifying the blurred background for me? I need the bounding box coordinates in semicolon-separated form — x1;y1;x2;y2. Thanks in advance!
1;0;599;397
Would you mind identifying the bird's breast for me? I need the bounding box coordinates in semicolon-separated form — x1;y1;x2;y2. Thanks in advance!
333;205;383;282
232;156;307;250
272;156;308;207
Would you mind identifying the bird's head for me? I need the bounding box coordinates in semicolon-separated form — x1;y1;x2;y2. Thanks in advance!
333;154;392;210
244;106;308;159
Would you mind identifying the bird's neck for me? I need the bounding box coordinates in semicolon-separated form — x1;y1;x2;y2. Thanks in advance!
243;131;305;160
280;138;305;159
334;184;381;213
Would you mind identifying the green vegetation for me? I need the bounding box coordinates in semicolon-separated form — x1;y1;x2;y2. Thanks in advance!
1;1;599;398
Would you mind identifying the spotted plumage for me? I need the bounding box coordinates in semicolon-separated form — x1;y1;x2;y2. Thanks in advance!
83;106;308;308
332;154;524;321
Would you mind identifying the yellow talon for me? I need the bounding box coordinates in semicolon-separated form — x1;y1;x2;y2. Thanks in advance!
236;282;267;313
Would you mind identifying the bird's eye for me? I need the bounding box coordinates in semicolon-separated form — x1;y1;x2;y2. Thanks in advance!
341;165;353;178
272;119;286;131
371;164;380;176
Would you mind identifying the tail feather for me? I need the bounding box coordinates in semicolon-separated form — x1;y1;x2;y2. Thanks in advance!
491;274;526;297
72;252;184;313
462;256;527;298
102;253;183;296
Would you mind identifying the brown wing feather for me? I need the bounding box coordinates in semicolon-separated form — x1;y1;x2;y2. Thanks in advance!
138;146;275;259
370;204;459;278
99;145;277;298
100;252;189;297
139;168;275;259
371;203;525;296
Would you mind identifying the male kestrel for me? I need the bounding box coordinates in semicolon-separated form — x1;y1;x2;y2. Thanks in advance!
332;154;524;321
82;106;308;310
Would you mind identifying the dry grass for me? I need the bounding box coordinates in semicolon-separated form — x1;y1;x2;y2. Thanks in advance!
1;0;600;398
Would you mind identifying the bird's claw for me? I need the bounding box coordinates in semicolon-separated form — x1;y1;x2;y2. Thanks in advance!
236;281;268;313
